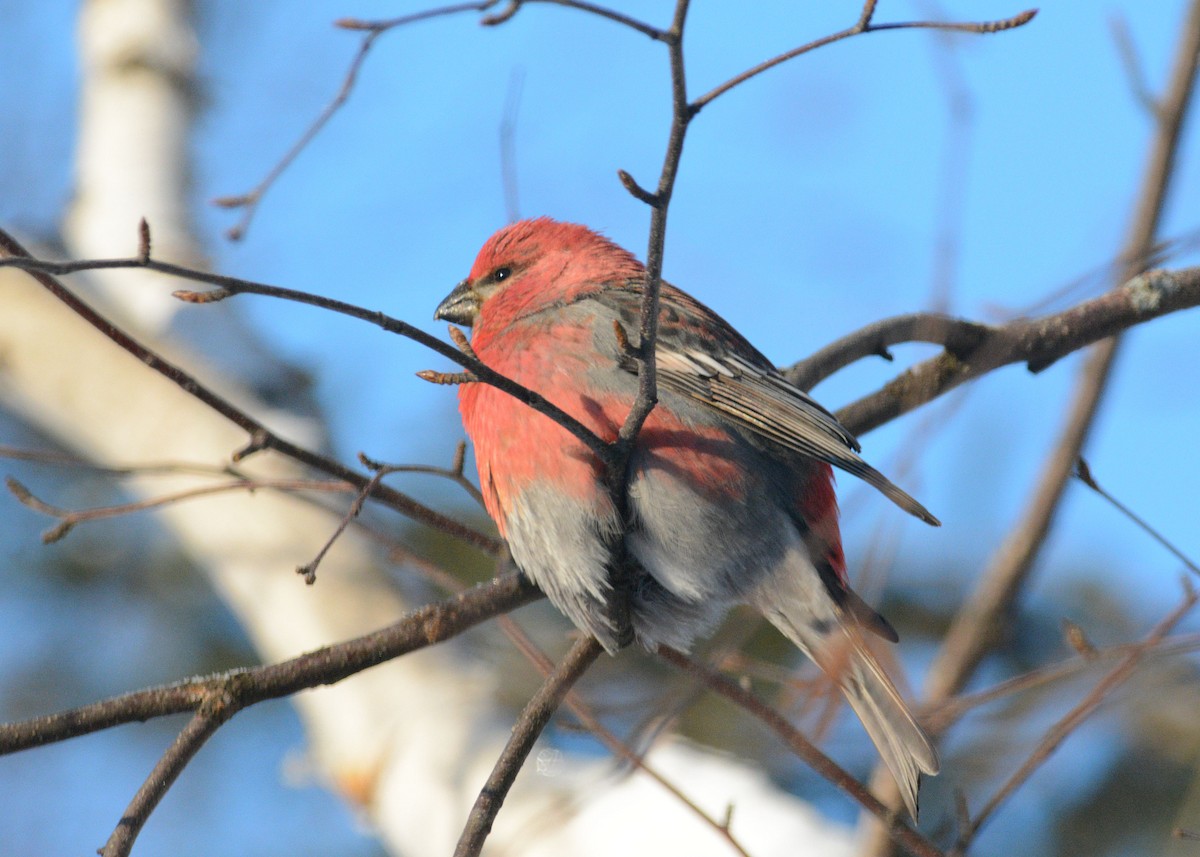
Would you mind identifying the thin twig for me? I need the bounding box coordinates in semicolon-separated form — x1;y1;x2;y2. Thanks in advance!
295;461;387;584
1074;457;1200;575
216;2;503;239
5;475;350;544
481;0;666;40
787;314;988;392
0;444;246;479
953;585;1198;850
860;3;1200;848
923;11;975;312
360;446;486;508
338;1;500;31
454;635;604;857
212;30;378;240
1110;13;1162;118
919;0;1200;708
691;5;1035;113
925;630;1200;734
597;0;692;644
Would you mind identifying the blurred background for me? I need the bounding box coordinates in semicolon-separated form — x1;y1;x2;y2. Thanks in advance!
1;1;1199;855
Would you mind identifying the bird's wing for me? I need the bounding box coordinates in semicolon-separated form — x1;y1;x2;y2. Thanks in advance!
607;283;939;526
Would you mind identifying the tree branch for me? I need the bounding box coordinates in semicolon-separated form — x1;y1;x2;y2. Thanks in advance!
100;704;234;857
787;314;990;393
859;0;1200;847
691;4;1036;113
454;635;604;857
917;0;1200;705
951;584;1198;852
0;573;540;755
823;266;1200;436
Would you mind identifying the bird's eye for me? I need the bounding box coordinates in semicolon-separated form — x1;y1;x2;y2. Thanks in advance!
493;266;512;282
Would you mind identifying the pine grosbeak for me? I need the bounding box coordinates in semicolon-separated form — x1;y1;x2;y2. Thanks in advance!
436;217;940;815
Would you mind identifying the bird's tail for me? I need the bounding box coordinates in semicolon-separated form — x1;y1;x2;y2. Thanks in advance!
752;577;939;818
833;635;939;818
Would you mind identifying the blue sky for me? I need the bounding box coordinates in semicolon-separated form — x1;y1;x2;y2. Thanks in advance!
2;2;1199;855
189;0;1200;610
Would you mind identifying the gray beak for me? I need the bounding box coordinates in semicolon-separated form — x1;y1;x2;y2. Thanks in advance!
434;279;479;326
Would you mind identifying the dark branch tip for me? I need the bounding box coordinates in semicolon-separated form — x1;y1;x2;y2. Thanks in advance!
43;521;74;544
1073;456;1098;489
612;320;642;360
137;219;152;263
232;429;271;463
358;451;386;472
481;0;519;26
4;476;31;502
617;169;659;206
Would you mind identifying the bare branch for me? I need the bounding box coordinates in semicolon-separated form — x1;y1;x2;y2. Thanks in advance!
0;573;541;755
501;627;756;857
0;226;569;549
1110;13;1162;118
455;635;604;857
100;705;233;857
860;2;1200;845
691;6;1036;113
596;0;693;645
359;446;486;508
5;474;352;544
827;266;1200;435
953;585;1198;851
916;0;1200;707
216;2;505;240
480;0;667;40
787;314;989;392
338;1;501;32
295;459;388;584
924;630;1200;734
1075;457;1200;575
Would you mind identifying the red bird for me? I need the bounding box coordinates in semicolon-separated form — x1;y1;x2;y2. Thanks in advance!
436;217;940;815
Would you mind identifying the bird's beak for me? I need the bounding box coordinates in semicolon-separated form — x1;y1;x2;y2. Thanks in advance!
434;279;479;326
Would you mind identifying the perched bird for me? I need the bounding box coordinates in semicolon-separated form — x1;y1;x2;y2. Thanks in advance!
435;217;940;816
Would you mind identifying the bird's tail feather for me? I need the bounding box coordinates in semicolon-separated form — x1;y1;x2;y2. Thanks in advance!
835;637;939;818
754;578;938;818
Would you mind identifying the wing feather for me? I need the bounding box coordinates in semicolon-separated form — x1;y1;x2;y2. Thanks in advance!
609;284;940;526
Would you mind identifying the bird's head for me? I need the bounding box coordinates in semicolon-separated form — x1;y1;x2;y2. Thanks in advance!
434;217;643;329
